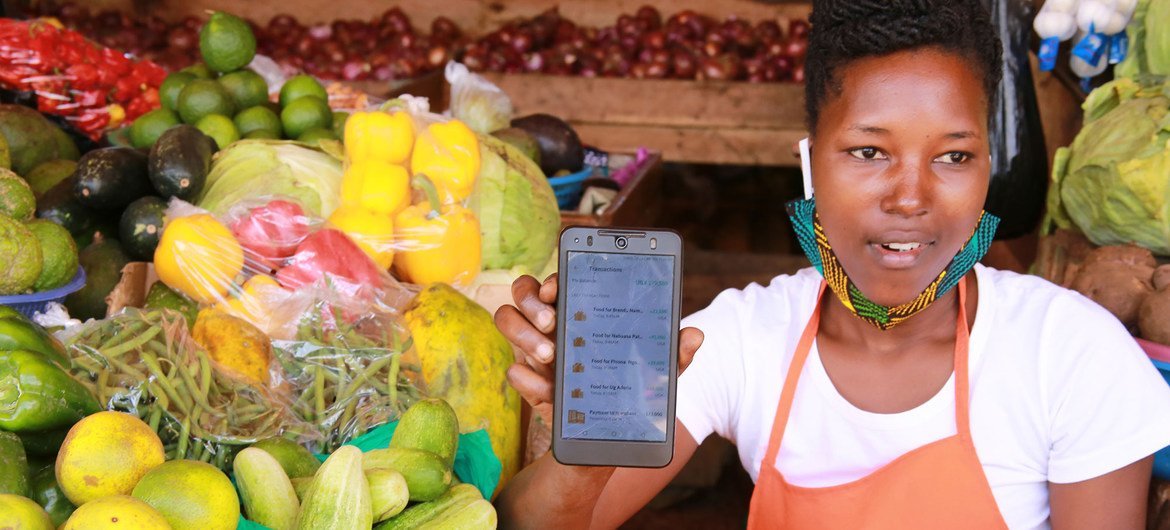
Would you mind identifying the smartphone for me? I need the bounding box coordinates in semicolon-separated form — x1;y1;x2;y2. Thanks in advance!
552;227;684;468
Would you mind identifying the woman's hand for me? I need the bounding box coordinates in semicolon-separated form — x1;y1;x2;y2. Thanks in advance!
494;273;705;425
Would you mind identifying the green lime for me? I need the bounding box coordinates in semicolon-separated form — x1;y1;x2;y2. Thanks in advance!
200;11;256;73
233;105;282;138
280;97;332;139
180;63;215;80
331;111;349;139
243;129;279;140
217;69;269;110
194;114;240;150
159;72;196;112
297;127;336;145
129;108;181;149
0;214;42;295
27;219;77;292
279;75;327;108
0;169;35;221
177;79;236;125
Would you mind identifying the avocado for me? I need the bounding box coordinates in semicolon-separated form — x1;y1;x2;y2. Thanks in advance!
148;124;215;200
491;127;541;167
510;113;585;177
0;104;71;175
119;196;167;261
36;178;95;237
25;159;78;200
65;236;130;321
74;147;152;210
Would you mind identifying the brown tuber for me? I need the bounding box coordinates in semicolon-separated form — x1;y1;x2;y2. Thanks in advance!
1071;245;1156;329
1139;265;1170;346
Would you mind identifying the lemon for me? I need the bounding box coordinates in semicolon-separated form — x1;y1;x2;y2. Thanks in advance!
278;74;327;108
233;105;282;138
27;219;78;291
153;214;243;305
129;107;180;149
280;96;332;140
194;114;240;150
56;411;166;506
177;79;235;125
0;493;55;530
61;495;172;530
217;69;268;110
132;460;240;530
0;168;35;220
160;72;196;111
200;11;256;73
0;213;42;295
327;208;395;269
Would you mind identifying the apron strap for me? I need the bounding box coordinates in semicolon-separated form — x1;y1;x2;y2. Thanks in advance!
954;278;973;440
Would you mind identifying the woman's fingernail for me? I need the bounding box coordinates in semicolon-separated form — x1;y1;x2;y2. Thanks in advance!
537;343;553;361
537;310;553;329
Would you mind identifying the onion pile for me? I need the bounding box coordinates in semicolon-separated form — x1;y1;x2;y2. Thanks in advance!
461;7;809;82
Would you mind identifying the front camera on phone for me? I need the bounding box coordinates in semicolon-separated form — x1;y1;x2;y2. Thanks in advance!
615;237;627;249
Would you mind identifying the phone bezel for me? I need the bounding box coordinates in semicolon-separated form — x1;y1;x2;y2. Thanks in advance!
551;226;684;468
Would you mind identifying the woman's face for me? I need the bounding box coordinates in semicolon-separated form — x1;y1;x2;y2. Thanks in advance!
811;47;991;307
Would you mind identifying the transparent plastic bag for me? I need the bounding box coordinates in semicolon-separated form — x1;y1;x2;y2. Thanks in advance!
0;18;167;138
445;61;514;134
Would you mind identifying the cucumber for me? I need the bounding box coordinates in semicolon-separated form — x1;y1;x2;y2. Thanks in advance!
0;430;29;496
362;447;453;502
296;445;372;530
250;437;321;479
118;196;167;262
390;398;459;467
290;477;312;501
148;124;214;200
73;147;152;210
366;468;409;523
234;447;299;530
36;178;95;237
418;498;497;530
374;483;481;530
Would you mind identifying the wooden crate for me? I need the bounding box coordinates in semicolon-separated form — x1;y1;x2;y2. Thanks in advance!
560;150;664;228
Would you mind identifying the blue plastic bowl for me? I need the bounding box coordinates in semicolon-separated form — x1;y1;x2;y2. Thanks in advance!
1151;355;1170;480
0;266;86;318
547;166;593;210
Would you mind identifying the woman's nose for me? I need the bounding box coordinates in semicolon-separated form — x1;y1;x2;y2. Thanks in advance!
879;159;931;218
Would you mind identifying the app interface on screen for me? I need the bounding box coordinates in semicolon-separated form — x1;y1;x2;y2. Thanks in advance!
561;251;675;442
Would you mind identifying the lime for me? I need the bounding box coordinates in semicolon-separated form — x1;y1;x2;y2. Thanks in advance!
194;114;240;150
331;111;349;139
244;129;279;140
297;127;336;144
200;11;256;73
180;62;215;80
279;74;327;108
27;219;78;292
217;69;269;110
132;460;240;530
177;79;236;125
0;169;35;221
281;96;332;139
128;107;180;149
233;105;282;138
159;71;196;111
0;214;41;295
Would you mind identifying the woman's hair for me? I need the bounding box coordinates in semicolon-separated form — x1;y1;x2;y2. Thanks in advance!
804;0;1004;132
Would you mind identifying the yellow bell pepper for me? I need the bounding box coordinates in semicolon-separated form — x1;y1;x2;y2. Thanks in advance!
327;208;396;270
344;110;414;164
410;119;480;204
340;159;411;215
394;175;481;286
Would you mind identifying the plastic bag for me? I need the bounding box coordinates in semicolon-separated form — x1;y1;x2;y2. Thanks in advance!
0;18;167;139
446;61;514;134
982;0;1050;240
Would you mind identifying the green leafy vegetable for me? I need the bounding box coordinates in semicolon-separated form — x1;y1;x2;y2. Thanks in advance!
196;139;343;219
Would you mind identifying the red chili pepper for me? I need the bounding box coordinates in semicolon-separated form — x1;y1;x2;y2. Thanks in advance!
71;110;109;136
65;63;98;90
71;88;104;108
100;48;131;76
131;61;167;87
0;65;38;88
112;76;139;104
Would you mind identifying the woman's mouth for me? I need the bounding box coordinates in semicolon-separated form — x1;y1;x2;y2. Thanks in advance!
869;236;934;269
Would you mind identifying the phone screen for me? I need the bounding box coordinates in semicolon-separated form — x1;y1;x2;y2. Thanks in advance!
560;250;676;443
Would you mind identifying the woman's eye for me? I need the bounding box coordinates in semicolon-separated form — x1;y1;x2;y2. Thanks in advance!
935;152;971;164
848;147;887;160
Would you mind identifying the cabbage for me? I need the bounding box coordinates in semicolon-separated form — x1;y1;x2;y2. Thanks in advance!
196;140;344;219
1116;0;1170;78
470;134;559;274
1048;77;1170;255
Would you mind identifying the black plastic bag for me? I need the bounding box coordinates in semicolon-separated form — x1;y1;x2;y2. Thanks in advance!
982;0;1049;240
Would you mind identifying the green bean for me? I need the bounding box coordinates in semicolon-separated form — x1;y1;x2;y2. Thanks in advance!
314;365;326;421
214;447;228;469
197;351;212;398
388;354;400;406
175;418;191;459
140;352;191;414
105;356;147;381
175;353;214;412
147;407;162;432
343;355;393;402
97;320;150;352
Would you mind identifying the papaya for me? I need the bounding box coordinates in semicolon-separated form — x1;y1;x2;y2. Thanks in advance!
191;308;273;386
404;284;521;492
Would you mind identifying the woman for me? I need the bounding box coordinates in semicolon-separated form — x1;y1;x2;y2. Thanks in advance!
493;0;1170;528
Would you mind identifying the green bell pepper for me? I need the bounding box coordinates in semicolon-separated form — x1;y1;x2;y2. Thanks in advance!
0;307;70;367
29;465;75;526
0;349;101;432
17;428;68;457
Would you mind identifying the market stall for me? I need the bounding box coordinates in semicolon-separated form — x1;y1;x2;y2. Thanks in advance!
0;0;1167;529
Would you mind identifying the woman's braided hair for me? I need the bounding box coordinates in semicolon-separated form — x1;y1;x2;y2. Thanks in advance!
804;0;1004;132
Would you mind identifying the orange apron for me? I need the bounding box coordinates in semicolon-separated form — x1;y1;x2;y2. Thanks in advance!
746;280;1009;529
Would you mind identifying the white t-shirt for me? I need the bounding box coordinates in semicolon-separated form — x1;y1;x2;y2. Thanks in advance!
676;265;1170;530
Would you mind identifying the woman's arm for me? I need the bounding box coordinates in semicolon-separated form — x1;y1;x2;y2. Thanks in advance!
496;421;701;530
1048;456;1153;530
